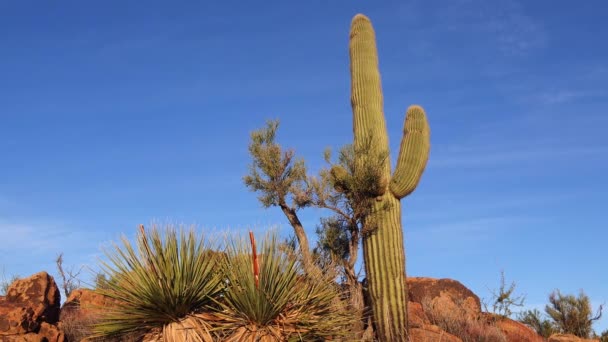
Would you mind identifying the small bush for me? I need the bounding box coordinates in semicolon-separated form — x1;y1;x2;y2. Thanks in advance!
482;270;525;318
598;329;608;342
517;308;556;338
545;289;602;338
0;269;19;296
91;224;224;341
208;232;355;341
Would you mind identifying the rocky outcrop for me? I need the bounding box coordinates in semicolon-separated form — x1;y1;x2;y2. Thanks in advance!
407;300;462;341
408;277;481;321
60;288;122;342
548;334;599;342
408;301;431;328
407;277;549;342
0;271;65;341
410;324;463;342
61;288;115;319
485;313;545;342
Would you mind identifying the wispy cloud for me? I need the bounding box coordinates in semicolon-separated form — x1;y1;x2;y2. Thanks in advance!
0;221;68;253
537;90;595;105
0;220;109;275
412;216;542;237
411;191;579;222
437;0;546;56
406;215;547;256
430;143;608;168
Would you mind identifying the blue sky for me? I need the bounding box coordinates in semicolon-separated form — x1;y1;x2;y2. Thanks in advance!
1;0;607;332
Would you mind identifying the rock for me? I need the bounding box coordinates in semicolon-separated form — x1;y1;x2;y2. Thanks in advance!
60;288;120;342
61;288;116;319
548;333;599;342
408;301;431;328
408;277;481;322
410;324;463;342
485;314;544;342
0;272;64;341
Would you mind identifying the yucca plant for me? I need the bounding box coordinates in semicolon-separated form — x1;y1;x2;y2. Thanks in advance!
209;231;355;341
91;224;224;341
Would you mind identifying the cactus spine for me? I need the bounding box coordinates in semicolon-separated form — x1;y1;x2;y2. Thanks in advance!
349;14;430;341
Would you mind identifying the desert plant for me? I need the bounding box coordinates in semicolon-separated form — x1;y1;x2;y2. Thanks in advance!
483;270;525;318
243;120;314;270
55;252;83;298
598;329;608;342
545;289;603;338
244;121;373;337
0;268;19;296
344;13;431;340
93;272;112;290
208;231;355;341
90;224;224;341
517;309;556;338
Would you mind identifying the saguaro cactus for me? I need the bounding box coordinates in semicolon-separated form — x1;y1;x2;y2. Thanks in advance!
349;14;430;340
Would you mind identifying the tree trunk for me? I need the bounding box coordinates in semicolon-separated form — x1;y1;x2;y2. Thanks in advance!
279;203;313;270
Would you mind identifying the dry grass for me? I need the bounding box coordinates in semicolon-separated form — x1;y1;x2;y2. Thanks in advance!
60;308;139;342
421;296;507;342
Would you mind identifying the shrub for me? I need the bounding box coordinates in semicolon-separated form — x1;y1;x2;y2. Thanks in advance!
208;232;355;341
0;269;19;296
517;308;556;338
598;329;608;342
545;289;603;338
55;252;83;298
91;224;224;341
483;270;525;318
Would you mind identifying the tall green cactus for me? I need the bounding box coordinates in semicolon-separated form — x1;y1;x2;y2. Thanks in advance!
349;14;430;341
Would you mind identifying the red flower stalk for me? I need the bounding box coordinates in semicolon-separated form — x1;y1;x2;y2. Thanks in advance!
249;231;260;288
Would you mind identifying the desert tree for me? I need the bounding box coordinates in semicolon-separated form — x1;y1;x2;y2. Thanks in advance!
243;121;384;339
243;119;314;270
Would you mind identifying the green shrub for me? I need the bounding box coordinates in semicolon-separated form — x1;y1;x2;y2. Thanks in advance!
91;224;224;341
208;232;355;341
545;289;602;338
517;309;556;338
598;329;608;342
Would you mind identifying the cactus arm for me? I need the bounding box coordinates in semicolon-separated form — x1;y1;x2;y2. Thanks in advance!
390;105;431;199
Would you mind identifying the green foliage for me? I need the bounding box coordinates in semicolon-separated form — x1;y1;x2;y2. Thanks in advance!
518;289;604;339
93;273;113;290
243;119;309;209
91;224;224;341
484;270;525;318
312;140;387;271
209;232;355;341
598;329;608;342
243;119;315;270
545;289;603;338
314;216;351;264
517;309;556;338
243;121;378;337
